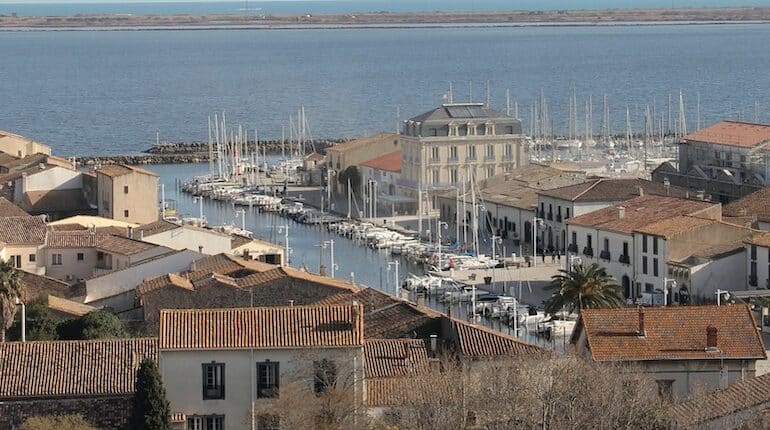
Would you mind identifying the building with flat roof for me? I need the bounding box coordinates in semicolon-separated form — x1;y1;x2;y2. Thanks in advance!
96;164;159;225
653;120;770;203
398;103;527;215
0;130;51;158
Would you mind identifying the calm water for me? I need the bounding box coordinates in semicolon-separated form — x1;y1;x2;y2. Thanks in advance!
3;1;766;17
1;24;770;155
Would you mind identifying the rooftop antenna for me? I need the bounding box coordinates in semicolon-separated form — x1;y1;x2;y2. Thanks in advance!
448;81;453;104
696;92;702;131
506;88;510;116
469;81;473;103
485;80;490;107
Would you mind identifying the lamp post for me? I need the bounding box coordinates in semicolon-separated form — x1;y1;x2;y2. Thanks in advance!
326;169;336;213
15;297;25;342
323;240;337;278
437;221;448;271
278;222;291;267
568;255;582;272
491;235;502;259
533;217;544;267
663;278;677;306
194;196;205;224
387;260;400;296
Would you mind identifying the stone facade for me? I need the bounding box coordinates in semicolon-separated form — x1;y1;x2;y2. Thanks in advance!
0;395;132;429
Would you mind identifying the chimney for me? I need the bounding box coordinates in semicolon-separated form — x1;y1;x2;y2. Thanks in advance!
638;186;644;197
127;226;133;239
416;292;426;307
637;307;645;336
289;299;295;307
696;191;705;201
429;334;438;356
706;326;718;351
617;206;626;220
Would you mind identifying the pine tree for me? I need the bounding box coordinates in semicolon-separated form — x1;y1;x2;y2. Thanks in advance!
131;358;171;430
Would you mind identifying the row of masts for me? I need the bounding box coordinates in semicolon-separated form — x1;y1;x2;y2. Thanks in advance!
205;107;315;183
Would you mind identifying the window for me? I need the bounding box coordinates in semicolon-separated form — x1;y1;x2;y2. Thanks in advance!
645;283;654;293
431;146;439;160
653;258;659;277
642;256;648;274
77;253;84;261
431;169;440;184
449;168;457;183
257;361;279;398
623;242;629;256
653;237;659;254
10;255;20;268
751;245;757;260
642;234;648;253
314;359;337;395
485;144;494;159
603;238;609;253
187;415;224;430
566;208;570;218
52;254;63;266
124;209;129;218
97;251;104;261
468;145;476;160
586;234;592;250
571;231;577;246
486;166;494;179
505;144;513;158
449;146;458;160
656;380;674;401
123;185;129;194
202;362;225;400
256;414;280;430
28;254;35;263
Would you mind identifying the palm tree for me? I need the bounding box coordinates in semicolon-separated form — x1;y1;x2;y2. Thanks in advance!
0;259;22;342
544;263;624;315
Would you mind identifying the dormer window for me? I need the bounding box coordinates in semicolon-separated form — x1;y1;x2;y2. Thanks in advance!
467;122;477;136
448;122;459;137
485;122;495;135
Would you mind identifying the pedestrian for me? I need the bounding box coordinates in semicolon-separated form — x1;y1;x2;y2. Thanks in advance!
550;249;555;263
556;249;561;262
541;249;545;263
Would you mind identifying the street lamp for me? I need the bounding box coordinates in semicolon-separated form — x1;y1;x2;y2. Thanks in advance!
437;221;448;270
387;260;400;296
533;217;544;267
323;240;337;278
194;196;205;224
491;235;502;259
277;222;291;267
568;255;582;272
15;297;25;342
662;278;677;306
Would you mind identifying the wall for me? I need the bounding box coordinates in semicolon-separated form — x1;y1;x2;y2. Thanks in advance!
17;167;83;203
44;248;99;282
111;173;159;225
97;173;113;219
84;249;201;309
2;244;45;275
0;138;51;158
750;245;770;291
691;250;747;303
141;227;232;255
161;347;363;428
643;359;756;400
0;395;132;430
567;224;635;299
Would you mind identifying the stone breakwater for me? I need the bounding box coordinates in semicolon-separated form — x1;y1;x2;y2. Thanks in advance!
78;138;347;165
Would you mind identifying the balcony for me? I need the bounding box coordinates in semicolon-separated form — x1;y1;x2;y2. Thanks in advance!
567;243;578;253
619;254;631;265
599;250;611;261
556;214;562;222
750;275;758;287
583;247;594;257
546;212;553;221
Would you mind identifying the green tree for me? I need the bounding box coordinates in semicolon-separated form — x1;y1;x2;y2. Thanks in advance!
337;166;361;194
544;263;624;315
7;297;60;341
0;259;22;342
57;309;126;340
131;358;171;430
20;414;97;430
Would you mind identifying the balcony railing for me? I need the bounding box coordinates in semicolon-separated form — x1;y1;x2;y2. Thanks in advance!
583;247;594;257
567;243;578;253
599;250;611;261
619;254;631;265
546;212;553;221
556;214;562;222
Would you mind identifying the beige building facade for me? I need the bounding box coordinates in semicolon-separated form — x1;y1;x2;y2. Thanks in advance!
0;130;51;158
96;164;159;225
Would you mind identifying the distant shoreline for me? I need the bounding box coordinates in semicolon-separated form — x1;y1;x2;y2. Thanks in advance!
2;7;770;30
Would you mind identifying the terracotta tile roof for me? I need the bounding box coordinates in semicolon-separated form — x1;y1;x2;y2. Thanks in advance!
305;152;325;161
0;338;158;399
452;319;546;358
0;197;29;217
281;266;361;292
672;372;770;428
136;273;194;296
0;215;46;244
18;271;73;302
192;272;240;289
723;186;770;222
364;301;443;339
95;234;159;256
634;216;718;239
364;339;431;378
47;295;97;317
683;120;770;148
45;230;102;248
316;287;395;313
134;219;180;237
745;231;770;248
360;150;401;173
159;304;364;350
538;178;690;202
97;163;159;178
579;305;766;362
231;233;253;249
324;133;397;153
566;195;717;234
